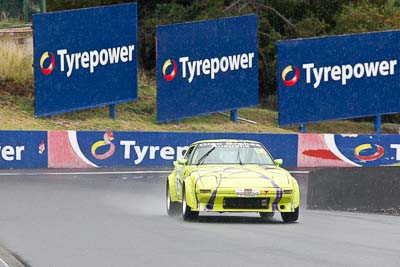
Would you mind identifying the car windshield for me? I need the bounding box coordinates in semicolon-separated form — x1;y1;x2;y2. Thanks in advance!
190;142;275;165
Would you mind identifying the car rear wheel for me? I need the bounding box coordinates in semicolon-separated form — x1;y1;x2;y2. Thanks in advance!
281;207;299;223
181;186;199;221
259;212;274;219
166;181;180;216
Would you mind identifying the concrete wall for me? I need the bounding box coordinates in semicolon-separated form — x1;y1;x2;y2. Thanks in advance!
0;26;33;55
307;167;400;215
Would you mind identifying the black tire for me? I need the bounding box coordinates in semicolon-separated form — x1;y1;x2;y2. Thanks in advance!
281;207;299;223
166;180;180;216
181;185;199;221
259;212;274;219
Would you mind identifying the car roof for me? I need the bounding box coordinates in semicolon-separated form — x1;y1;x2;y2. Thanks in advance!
191;139;261;146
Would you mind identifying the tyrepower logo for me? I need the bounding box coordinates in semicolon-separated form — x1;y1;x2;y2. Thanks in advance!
162;59;177;81
40;44;135;77
282;59;397;88
352;143;400;162
354;143;385;161
40;52;55;75
91;132;115;160
163;52;255;83
281;65;300;86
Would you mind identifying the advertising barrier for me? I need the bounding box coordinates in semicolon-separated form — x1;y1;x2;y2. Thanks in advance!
48;131;298;168
298;134;400;167
1;130;399;169
0;131;47;168
33;3;138;117
277;30;400;126
156;15;258;122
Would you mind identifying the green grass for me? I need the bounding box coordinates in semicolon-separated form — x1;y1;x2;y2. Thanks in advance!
0;42;398;134
0;18;27;29
0;12;31;29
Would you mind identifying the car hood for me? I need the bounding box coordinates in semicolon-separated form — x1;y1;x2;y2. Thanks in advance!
191;165;293;189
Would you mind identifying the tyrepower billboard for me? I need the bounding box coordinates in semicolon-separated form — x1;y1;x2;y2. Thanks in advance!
277;30;400;126
33;3;138;117
156;15;258;123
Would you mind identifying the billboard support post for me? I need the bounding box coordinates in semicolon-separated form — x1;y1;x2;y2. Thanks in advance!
374;115;381;134
230;110;238;124
299;123;306;133
41;0;47;13
109;104;116;119
23;0;30;22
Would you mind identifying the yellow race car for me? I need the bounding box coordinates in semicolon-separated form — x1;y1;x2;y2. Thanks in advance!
166;139;300;222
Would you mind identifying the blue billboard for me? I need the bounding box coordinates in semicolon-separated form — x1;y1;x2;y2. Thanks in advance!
0;131;47;168
156;15;258;123
68;131;297;167
277;30;400;126
33;3;138;117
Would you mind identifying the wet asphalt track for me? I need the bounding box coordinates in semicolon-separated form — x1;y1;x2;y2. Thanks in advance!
0;169;399;267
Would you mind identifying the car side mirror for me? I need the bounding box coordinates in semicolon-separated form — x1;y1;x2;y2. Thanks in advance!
274;159;283;167
177;158;188;165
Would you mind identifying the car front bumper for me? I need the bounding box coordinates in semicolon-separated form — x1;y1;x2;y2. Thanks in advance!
194;188;296;213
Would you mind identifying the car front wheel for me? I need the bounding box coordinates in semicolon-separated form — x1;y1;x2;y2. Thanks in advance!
181;186;199;221
281;207;299;223
166;181;180;216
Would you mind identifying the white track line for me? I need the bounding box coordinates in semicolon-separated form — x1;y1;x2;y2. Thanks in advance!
0;257;10;267
0;170;309;176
